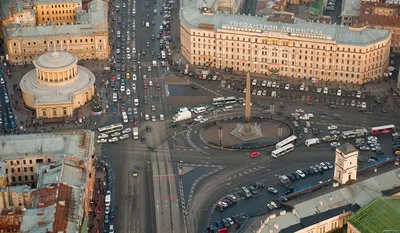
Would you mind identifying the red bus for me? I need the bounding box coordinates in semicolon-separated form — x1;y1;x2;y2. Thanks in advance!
371;124;396;135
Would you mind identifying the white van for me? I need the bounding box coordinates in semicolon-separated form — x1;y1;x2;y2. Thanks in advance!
194;106;206;114
105;194;111;206
161;51;166;59
305;138;320;147
241;186;252;198
323;87;328;95
223;106;233;112
134;98;139;106
112;92;117;102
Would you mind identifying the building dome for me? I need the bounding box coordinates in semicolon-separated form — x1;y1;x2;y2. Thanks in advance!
33;49;79;85
34;50;78;70
20;50;95;119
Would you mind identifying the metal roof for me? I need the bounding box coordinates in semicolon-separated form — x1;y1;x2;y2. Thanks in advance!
180;0;391;46
348;197;400;233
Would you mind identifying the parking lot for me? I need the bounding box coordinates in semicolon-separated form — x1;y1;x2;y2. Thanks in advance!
0;72;17;132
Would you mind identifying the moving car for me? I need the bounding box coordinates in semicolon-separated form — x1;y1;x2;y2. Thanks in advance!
250;152;260;158
267;186;278;194
132;170;138;177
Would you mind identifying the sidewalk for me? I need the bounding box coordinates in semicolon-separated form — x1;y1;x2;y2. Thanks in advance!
87;161;108;233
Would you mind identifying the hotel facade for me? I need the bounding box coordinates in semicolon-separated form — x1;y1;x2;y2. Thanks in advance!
180;2;392;84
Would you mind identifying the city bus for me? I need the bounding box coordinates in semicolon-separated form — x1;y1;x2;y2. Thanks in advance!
121;111;128;123
371;124;395;135
341;128;368;139
271;143;295;158
212;96;237;106
98;123;124;134
276;135;297;149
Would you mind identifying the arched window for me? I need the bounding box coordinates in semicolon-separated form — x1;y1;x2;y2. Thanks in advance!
62;107;67;115
42;110;46;117
52;109;57;117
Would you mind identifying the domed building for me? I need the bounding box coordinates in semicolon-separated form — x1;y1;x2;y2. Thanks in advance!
20;49;95;119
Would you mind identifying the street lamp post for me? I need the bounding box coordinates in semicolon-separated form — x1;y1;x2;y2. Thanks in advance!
218;126;223;146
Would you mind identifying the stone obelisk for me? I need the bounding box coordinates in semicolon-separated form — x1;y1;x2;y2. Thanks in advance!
244;71;252;132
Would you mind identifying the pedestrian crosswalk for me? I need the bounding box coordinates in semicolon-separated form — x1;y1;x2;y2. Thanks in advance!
180;163;224;168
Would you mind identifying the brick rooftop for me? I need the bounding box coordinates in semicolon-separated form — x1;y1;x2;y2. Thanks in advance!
359;2;400;27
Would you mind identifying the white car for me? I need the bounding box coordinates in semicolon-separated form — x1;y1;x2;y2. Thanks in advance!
120;85;125;92
160;114;164;121
272;82;276;88
149;80;153;86
217;201;228;208
97;139;107;143
267;81;272;87
154;9;157;14
119;134;130;140
316;87;322;93
337;89;342;96
145;114;150;120
257;90;262;96
132;83;136;90
261;80;267;87
296;170;306;178
132;74;137;81
108;137;119;143
368;136;377;141
328;125;337;130
132;48;136;53
267;186;278;194
127;54;131;60
126;89;131;95
151;116;156;121
200;118;209;123
303;128;308;134
148;66;152;72
122;128;132;134
285;84;290;90
194;116;203;122
111;132;121;137
320;162;328;170
361;102;367;108
98;133;109;139
330;142;341;147
300;85;305;91
105;206;110;215
295;109;304;113
133;108;138;115
226;217;235;226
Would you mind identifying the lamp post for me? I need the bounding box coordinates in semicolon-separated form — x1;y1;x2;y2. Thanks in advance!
218;126;223;146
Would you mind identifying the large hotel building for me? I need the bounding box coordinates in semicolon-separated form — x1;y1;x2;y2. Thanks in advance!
179;0;392;84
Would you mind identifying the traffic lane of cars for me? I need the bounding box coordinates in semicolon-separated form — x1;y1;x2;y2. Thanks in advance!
0;74;17;131
208;164;334;231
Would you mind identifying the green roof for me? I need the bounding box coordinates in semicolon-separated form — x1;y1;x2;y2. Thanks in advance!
348;197;400;233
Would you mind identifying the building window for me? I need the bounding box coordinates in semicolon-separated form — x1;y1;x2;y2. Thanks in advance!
52;109;57;117
42;110;46;117
62;107;67;115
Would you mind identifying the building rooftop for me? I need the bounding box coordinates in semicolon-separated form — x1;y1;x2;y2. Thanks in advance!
180;0;391;46
280;204;360;233
0;0;33;18
20;205;56;233
260;211;301;233
341;0;361;17
0;207;24;232
0;131;91;160
37;159;86;189
348;197;400;233
33;0;82;4
337;143;357;155
4;0;107;38
359;2;400;28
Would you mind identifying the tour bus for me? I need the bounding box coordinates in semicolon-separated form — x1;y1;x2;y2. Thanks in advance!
112;92;118;102
122;111;128;123
98;123;124;134
341;128;368;139
134;98;139;106
371;124;396;135
212;96;237;106
241;187;252;198
276;135;297;149
271;143;295;158
161;51;166;59
194;106;206;114
305;138;321;147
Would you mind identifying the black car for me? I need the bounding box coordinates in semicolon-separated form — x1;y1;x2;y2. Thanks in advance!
146;126;151;132
292;172;300;180
149;145;157;152
249;186;259;196
140;136;146;143
109;210;115;220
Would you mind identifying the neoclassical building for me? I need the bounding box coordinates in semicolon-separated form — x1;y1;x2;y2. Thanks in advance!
179;0;392;84
20;49;95;119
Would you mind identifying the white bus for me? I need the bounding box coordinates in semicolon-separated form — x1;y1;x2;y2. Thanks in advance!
271;143;295;158
341;128;368;139
276;135;297;149
122;111;128;123
212;96;237;106
98;123;124;134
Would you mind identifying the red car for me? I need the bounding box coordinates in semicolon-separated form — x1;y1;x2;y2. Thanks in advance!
306;95;311;101
250;152;260;158
118;17;122;23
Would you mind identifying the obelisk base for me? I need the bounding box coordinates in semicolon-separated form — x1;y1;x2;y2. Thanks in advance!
231;123;263;141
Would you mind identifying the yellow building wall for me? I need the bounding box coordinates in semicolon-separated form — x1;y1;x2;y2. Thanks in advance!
35;2;80;25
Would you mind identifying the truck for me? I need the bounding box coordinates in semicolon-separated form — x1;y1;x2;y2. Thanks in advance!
322;135;338;142
172;110;192;123
132;127;139;139
152;60;157;67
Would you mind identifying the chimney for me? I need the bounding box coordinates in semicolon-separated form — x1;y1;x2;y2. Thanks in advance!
38;203;45;208
38;220;45;226
58;201;65;206
37;211;43;216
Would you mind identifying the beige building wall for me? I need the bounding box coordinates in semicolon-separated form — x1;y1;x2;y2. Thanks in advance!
347;222;362;233
0;187;32;209
6;35;109;65
334;148;358;184
295;211;352;233
5;156;54;187
35;2;81;26
180;25;391;84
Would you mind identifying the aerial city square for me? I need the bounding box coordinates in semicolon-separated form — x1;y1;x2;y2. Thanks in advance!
0;0;400;232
